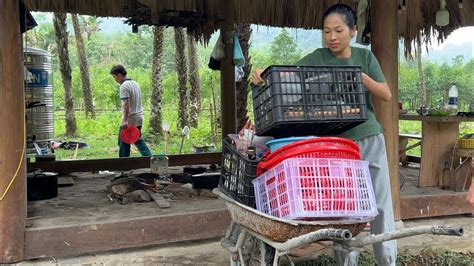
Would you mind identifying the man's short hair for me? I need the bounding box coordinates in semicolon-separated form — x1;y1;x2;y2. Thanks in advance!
110;65;127;76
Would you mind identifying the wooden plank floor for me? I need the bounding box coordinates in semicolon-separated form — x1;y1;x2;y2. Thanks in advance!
24;166;470;259
399;164;471;219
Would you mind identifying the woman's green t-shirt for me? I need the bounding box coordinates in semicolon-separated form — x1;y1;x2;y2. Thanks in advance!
296;47;386;140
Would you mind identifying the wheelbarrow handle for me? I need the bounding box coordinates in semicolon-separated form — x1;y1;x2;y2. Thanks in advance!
344;225;463;248
430;225;464;236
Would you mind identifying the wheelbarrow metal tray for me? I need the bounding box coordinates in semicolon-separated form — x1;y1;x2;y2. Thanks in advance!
216;189;369;242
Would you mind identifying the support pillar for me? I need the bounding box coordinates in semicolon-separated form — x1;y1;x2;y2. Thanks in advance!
220;2;236;138
0;0;27;263
371;0;401;220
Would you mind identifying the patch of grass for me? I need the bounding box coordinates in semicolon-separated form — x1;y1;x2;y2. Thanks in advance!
53;110;221;160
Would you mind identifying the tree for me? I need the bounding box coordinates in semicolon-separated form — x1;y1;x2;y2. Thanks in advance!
235;23;253;130
149;26;165;134
71;14;95;119
174;28;188;128
53;13;77;136
398;61;418;109
187;34;201;128
81;16;101;41
25;13;56;52
416;38;426;107
270;28;301;65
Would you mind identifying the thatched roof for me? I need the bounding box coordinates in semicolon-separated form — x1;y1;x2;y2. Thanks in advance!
25;0;474;53
399;0;474;57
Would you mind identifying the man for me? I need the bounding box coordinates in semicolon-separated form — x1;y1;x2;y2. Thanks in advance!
110;65;152;157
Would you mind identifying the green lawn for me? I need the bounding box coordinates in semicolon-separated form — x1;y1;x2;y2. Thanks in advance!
52;110;220;160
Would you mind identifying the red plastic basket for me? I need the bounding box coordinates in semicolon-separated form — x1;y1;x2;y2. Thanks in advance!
263;137;360;164
120;126;140;144
257;145;361;175
252;157;378;220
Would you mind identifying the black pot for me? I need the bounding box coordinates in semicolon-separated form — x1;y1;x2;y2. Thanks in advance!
183;166;207;175
191;172;220;190
27;171;58;201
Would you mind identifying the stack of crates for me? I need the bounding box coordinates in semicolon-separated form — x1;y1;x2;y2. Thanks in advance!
220;65;378;221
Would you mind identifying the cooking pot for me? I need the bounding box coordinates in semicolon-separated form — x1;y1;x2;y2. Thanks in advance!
27;171;58;201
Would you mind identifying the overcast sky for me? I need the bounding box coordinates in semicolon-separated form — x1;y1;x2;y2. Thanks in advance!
431;26;474;50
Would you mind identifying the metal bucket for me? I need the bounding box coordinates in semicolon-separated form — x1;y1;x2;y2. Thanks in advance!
24;47;54;142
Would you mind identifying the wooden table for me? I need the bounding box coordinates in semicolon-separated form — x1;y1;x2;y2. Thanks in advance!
399;114;474;187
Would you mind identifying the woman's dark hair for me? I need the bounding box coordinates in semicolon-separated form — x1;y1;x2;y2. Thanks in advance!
323;4;357;29
110;64;127;76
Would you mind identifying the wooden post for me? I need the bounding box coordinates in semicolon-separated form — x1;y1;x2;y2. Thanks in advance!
0;0;27;263
371;0;401;220
220;2;236;138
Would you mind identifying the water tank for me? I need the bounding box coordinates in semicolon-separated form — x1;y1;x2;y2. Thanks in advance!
24;48;54;142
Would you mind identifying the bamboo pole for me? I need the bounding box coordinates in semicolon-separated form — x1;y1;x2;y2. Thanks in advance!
0;0;27;262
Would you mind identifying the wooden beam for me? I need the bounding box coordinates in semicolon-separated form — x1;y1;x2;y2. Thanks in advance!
28;153;222;174
25;209;230;259
371;0;401;220
0;0;27;263
400;193;470;219
220;1;236;138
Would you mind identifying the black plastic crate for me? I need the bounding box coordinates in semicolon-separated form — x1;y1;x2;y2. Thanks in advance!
252;65;368;137
219;137;257;208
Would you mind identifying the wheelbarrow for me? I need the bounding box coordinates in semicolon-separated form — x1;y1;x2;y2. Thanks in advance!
214;189;464;266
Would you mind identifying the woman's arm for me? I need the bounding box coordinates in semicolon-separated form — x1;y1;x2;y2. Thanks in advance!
362;73;392;102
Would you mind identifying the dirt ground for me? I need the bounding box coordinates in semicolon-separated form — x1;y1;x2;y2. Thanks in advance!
20;215;473;265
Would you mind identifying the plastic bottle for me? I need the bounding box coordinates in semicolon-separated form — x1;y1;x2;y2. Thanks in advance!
447;83;458;115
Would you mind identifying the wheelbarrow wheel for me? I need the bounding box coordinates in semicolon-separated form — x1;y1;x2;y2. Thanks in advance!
243;236;275;265
226;223;275;265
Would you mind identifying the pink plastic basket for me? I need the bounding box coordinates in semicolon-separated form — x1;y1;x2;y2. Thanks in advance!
252;158;378;220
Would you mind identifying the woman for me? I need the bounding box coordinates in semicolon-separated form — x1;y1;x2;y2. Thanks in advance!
252;4;397;266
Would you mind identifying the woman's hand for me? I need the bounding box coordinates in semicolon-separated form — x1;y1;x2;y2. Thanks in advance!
361;73;392;102
251;69;265;86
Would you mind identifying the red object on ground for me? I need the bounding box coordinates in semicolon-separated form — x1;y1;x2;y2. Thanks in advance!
120;126;140;144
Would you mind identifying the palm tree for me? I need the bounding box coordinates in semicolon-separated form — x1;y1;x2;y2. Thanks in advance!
174;27;188;129
71;14;95;119
149;26;165;134
187;34;201;128
235;23;253;129
81;16;101;41
53;13;77;136
416;38;426;108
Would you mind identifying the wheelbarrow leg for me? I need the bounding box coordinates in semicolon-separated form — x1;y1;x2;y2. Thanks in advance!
259;240;266;266
272;250;280;266
333;242;360;266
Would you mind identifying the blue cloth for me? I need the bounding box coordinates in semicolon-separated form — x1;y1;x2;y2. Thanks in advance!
118;126;152;157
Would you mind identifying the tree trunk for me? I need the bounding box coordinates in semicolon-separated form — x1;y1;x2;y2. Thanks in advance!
149;26;165;134
71;14;95;119
187;34;201;128
416;38;426;107
53;13;77;136
235;23;252;130
174;28;188;129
